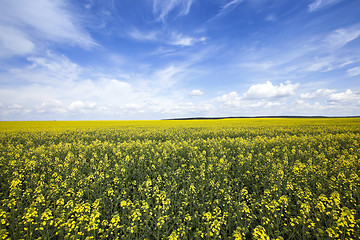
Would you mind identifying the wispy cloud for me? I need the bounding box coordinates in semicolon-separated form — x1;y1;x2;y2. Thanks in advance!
0;25;35;58
324;27;360;49
169;32;207;46
208;0;243;22
0;0;97;58
10;52;82;85
153;0;193;22
308;0;343;12
347;66;360;77
128;28;158;41
236;23;360;78
149;65;188;90
295;56;354;73
127;28;207;47
220;0;243;16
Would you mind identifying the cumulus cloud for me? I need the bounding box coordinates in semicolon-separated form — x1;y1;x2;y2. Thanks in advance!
0;52;136;116
0;0;96;58
215;81;298;110
308;0;343;12
216;91;242;107
295;100;327;114
190;89;204;96
68;101;97;112
28;99;104;116
347;66;360;77
244;81;298;99
215;91;286;117
0;51;207;120
328;89;360;105
300;88;335;99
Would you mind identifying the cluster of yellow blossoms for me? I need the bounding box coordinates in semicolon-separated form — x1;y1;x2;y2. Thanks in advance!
0;118;359;239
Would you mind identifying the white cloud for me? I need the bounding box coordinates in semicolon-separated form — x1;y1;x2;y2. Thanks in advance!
0;0;96;58
0;52;135;108
295;100;327;113
278;54;355;75
236;23;360;77
308;0;343;12
215;91;286;117
169;32;207;46
190;89;204;96
303;57;336;72
149;65;187;90
172;37;195;46
35;99;66;114
244;81;298;99
216;91;242;107
222;0;243;11
7;52;82;85
68;101;97;112
324;27;360;49
328;89;360;105
215;81;299;111
208;0;243;22
29;53;81;77
153;0;193;22
0;51;204;120
219;0;243;17
0;25;35;58
34;99;104;115
247;100;282;109
128;28;158;41
347;66;360;77
300;88;335;99
127;28;207;47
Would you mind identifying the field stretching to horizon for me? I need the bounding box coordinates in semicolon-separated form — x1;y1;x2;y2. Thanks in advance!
0;118;359;239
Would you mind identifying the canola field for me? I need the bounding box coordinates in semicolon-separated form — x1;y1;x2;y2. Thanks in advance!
0;118;359;240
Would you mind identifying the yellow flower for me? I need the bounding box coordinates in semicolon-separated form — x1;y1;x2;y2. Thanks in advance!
253;226;270;240
168;231;179;240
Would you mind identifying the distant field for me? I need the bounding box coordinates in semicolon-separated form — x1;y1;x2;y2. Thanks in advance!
1;119;359;239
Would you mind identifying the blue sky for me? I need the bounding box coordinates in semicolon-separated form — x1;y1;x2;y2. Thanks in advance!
1;0;360;120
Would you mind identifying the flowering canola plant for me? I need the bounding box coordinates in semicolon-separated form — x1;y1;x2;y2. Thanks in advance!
0;118;359;239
